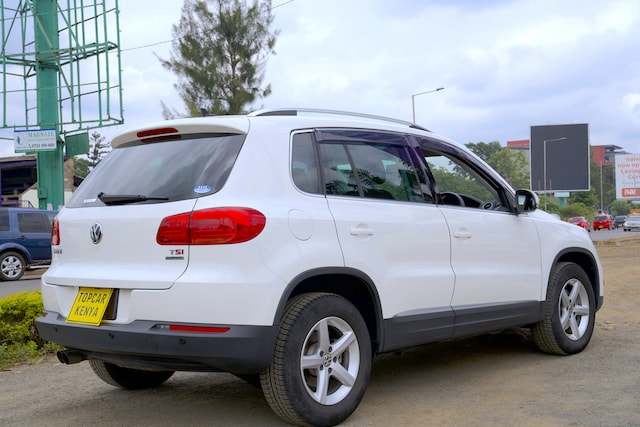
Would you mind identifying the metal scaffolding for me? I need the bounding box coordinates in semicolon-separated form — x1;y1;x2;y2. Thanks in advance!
1;0;123;209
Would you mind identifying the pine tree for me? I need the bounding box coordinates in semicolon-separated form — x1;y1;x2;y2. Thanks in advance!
87;131;110;169
159;0;279;118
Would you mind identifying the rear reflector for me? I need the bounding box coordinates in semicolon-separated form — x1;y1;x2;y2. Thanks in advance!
169;325;230;333
153;324;230;333
157;207;266;245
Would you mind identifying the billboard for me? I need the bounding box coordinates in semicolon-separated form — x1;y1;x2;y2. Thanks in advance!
530;124;590;193
615;154;640;200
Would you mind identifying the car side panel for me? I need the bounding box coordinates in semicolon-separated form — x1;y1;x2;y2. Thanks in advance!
326;196;455;321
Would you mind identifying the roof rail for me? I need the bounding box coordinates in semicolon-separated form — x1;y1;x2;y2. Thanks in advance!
249;108;431;132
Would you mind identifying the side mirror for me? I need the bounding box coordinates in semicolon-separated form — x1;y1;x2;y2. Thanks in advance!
515;189;538;213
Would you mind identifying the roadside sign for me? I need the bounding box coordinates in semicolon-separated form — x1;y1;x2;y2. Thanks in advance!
14;128;57;153
615;153;640;199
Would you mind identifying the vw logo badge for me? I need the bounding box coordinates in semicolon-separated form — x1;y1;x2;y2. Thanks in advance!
90;223;103;245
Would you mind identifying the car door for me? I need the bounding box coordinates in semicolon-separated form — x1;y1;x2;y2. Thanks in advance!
316;129;456;349
14;210;53;262
414;136;543;333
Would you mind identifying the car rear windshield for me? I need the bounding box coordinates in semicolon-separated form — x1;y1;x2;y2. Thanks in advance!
67;133;245;208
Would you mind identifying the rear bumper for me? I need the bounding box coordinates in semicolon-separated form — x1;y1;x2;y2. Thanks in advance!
35;311;276;374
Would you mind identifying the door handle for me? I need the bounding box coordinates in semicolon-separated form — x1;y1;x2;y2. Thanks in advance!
453;229;472;239
350;226;374;236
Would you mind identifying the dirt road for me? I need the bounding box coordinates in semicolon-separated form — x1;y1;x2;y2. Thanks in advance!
2;236;639;426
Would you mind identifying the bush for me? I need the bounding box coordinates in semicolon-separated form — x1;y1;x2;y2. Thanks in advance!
0;291;56;370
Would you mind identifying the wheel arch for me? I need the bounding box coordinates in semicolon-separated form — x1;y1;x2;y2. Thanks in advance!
551;247;603;310
0;244;32;264
274;267;383;353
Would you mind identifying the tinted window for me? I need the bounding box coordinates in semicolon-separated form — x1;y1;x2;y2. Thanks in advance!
291;133;321;194
67;134;245;207
0;210;9;232
17;212;51;233
317;130;429;202
415;137;508;210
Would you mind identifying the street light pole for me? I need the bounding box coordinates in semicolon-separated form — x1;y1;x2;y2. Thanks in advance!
543;137;567;210
412;87;444;123
600;161;603;212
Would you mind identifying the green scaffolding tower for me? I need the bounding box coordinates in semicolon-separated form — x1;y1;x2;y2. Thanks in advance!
1;0;123;209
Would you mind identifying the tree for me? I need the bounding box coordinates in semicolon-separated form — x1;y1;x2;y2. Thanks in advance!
611;199;632;216
569;187;598;212
159;0;279;118
486;148;529;189
560;202;592;221
74;157;91;179
73;131;110;179
466;141;530;189
466;141;502;162
88;131;110;169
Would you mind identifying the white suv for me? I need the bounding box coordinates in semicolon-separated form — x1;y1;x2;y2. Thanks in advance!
37;109;604;426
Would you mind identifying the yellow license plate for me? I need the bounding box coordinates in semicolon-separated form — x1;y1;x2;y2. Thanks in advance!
67;287;114;326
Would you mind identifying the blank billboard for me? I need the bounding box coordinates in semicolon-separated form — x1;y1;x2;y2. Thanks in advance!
530;124;590;193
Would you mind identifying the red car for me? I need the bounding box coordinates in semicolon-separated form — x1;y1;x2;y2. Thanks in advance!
593;214;614;230
568;216;591;232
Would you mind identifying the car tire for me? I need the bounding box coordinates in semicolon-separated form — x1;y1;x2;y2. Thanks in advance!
260;293;372;426
0;251;26;281
89;360;174;389
531;262;595;355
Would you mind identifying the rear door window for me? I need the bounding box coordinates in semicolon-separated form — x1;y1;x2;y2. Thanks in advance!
17;212;52;233
314;129;432;202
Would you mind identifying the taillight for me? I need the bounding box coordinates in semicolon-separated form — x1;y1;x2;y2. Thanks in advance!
156;207;266;245
51;217;60;246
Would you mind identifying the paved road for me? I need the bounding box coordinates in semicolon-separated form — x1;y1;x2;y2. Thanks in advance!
588;226;632;241
0;274;42;298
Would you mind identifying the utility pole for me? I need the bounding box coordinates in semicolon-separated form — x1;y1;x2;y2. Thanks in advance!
34;0;65;210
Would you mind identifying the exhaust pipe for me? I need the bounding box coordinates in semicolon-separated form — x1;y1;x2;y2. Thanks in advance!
57;350;87;365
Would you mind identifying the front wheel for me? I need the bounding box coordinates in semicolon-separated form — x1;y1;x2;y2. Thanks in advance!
531;262;596;355
261;293;372;427
0;251;26;281
89;360;174;389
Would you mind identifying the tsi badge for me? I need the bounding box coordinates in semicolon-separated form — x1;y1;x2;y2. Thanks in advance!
90;223;103;245
167;249;185;260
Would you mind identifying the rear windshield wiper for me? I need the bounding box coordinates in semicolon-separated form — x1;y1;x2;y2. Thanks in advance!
97;192;169;206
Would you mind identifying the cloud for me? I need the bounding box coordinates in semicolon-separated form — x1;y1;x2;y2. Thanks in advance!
1;0;639;158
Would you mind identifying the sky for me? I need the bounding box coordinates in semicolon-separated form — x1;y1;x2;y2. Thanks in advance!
1;0;639;157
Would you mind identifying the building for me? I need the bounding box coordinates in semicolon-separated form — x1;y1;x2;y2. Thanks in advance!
0;155;76;207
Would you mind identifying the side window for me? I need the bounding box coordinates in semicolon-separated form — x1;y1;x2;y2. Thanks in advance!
349;144;423;201
291;133;321;194
422;149;505;210
0;210;9;232
17;212;52;233
317;131;429;202
319;143;357;196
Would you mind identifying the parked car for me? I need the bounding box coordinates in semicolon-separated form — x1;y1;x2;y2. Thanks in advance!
0;207;56;281
36;109;604;426
614;215;628;228
593;214;615;230
623;216;640;232
568;216;592;232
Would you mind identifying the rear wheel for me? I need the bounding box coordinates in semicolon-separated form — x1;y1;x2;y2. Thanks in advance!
261;293;372;426
532;262;595;355
89;360;174;389
0;251;26;281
